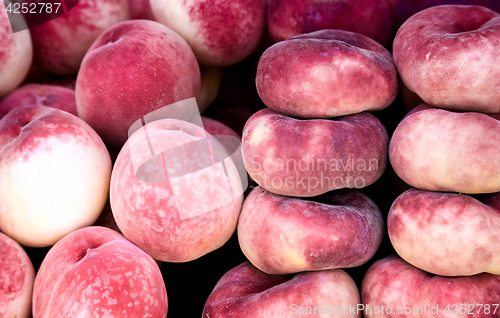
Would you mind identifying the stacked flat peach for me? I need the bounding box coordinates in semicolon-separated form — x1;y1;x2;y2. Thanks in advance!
361;5;500;317
221;27;400;315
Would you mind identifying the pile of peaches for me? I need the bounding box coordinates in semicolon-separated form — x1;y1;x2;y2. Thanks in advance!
1;0;500;317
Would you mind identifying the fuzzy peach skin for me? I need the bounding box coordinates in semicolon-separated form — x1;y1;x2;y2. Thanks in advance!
33;226;168;318
242;108;388;197
202;261;360;318
256;30;398;118
394;0;500;26
0;2;32;97
76;19;200;149
30;0;132;75
389;104;500;193
0;84;77;118
361;255;500;318
0;231;35;318
393;5;500;113
388;188;500;276
267;0;393;47
238;187;384;275
0;106;111;247
110;118;243;262
150;0;266;66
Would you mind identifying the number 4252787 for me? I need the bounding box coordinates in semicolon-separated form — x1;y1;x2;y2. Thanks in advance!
5;2;61;14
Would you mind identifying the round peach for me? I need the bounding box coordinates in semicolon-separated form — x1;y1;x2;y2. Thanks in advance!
267;0;394;47
0;106;111;247
203;261;361;318
110;118;244;262
238;187;384;274
0;84;77;119
150;0;266;66
33;226;168;318
388;188;500;276
393;5;500;112
0;231;35;318
389;104;500;193
256;30;398;118
0;2;32;97
242;108;388;197
76;19;201;149
30;0;132;75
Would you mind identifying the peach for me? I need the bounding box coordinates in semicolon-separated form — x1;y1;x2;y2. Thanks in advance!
242;108;388;197
0;231;35;318
238;187;384;274
388;188;500;276
202;261;361;318
361;255;500;318
394;0;500;25
256;30;398;118
389;104;500;193
150;0;267;66
76;20;201;149
0;84;77;119
30;0;132;75
267;0;394;47
110;118;244;262
0;106;111;247
0;2;32;97
393;5;500;113
33;226;168;318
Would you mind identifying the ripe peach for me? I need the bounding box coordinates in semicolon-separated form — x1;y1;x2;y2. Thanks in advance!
0;106;111;247
0;2;32;97
393;5;500;112
30;0;132;75
150;0;267;66
267;0;394;47
388;188;500;276
0;84;77;119
238;187;384;274
0;231;35;318
76;20;201;149
389;104;500;193
33;226;168;318
256;30;398;118
242;108;388;197
110;118;244;262
362;255;500;318
203;261;361;318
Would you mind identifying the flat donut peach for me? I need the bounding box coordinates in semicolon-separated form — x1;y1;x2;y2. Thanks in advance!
242;108;388;197
256;30;398;118
361;255;500;318
393;5;500;112
238;187;384;275
202;261;361;318
388;188;500;276
389;104;500;193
